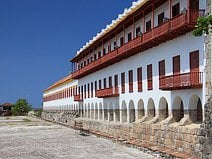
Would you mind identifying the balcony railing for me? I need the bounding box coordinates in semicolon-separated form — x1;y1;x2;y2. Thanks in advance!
95;87;119;98
72;9;204;79
74;95;83;101
159;72;203;90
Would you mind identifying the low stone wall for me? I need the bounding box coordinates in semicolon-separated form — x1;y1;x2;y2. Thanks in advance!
42;111;203;158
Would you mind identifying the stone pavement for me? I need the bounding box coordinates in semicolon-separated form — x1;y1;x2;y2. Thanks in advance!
0;116;156;159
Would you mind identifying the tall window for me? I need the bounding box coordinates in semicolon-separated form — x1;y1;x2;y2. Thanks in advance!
84;85;86;98
95;81;97;91
190;50;199;72
137;67;142;92
158;12;165;25
108;45;111;52
109;76;112;88
120;37;124;46
99;80;102;90
78;86;80;96
136;27;141;37
114;41;117;49
98;51;101;58
104;78;107;89
91;82;93;98
159;60;165;88
146;20;151;32
87;83;90;98
172;3;180;17
121;72;125;93
114;74;118;87
103;48;106;55
173;55;180;74
147;64;153;90
128;32;132;42
190;50;200;84
129;70;133;92
81;86;83;99
159;60;165;77
94;54;97;61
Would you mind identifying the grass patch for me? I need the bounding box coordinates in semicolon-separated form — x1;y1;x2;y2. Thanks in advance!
23;118;31;122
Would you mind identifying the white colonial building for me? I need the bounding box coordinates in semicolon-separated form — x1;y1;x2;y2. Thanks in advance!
43;0;211;155
43;74;79;112
44;0;206;125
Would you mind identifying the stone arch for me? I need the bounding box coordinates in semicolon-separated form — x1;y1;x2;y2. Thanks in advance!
95;103;98;120
121;101;127;122
159;97;169;121
88;103;90;118
137;99;145;120
114;102;120;122
84;103;87;117
103;103;108;121
99;102;103;120
147;98;155;119
188;94;203;123
91;103;94;119
108;102;113;121
129;100;135;123
172;96;184;122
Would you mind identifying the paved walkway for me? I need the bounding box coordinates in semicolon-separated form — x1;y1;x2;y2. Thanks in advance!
0;116;156;159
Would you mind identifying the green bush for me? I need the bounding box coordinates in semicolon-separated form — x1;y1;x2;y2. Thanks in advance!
12;99;32;116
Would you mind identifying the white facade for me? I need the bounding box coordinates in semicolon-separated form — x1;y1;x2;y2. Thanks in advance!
44;0;206;125
43;79;78;112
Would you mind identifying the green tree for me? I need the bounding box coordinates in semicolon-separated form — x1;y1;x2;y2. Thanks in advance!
12;99;32;116
193;15;212;36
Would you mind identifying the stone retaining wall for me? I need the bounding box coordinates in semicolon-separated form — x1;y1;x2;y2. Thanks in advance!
42;111;202;158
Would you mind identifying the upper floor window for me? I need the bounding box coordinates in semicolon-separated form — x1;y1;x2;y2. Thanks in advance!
128;32;132;42
84;61;86;66
137;67;142;92
121;72;125;93
120;37;124;46
91;82;93;98
108;45;111;52
172;3;180;17
136;27;141;37
128;70;133;92
104;78;107;89
158;12;165;25
103;48;106;55
94;54;97;61
147;64;153;90
114;74;118;87
81;86;83;98
114;41;117;49
173;55;180;74
146;20;151;32
99;80;102;90
87;83;90;98
109;76;112;88
159;60;165;77
98;51;101;58
94;81;97;91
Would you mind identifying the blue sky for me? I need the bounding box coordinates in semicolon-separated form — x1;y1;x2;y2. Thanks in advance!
0;0;134;107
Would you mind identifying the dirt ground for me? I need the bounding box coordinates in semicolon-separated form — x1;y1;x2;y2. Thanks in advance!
0;116;156;159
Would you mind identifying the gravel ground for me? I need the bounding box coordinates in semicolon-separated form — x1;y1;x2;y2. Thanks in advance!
0;116;156;159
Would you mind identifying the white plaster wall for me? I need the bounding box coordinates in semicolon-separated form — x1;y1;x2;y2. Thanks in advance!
43;80;78;110
77;33;204;113
145;12;152;31
154;1;169;27
125;25;133;42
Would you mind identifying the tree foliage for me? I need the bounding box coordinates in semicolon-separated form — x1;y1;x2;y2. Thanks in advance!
193;15;212;36
12;99;32;116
